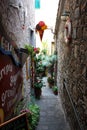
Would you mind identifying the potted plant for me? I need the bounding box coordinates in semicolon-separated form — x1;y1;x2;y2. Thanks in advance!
24;44;34;56
47;76;54;88
36;64;45;77
34;79;43;99
20;103;40;130
36;64;44;73
28;104;40;130
35;55;46;77
52;86;58;95
47;54;57;77
34;47;40;54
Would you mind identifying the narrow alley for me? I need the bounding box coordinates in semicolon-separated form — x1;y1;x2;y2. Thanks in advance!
35;77;71;130
0;0;87;130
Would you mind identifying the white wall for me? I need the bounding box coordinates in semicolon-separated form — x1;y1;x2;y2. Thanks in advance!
35;0;59;52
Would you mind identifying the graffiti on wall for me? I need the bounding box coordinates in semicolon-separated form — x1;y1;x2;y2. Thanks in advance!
0;29;23;122
0;54;23;123
0;34;21;66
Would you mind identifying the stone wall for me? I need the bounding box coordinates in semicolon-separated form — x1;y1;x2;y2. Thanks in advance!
0;0;35;107
1;0;35;45
55;0;87;129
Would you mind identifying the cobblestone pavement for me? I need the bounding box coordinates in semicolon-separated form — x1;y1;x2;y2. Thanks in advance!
35;77;71;130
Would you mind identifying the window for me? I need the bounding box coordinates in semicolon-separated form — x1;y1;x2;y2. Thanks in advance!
35;0;40;9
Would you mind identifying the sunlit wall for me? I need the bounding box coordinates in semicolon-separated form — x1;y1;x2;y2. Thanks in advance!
35;0;59;54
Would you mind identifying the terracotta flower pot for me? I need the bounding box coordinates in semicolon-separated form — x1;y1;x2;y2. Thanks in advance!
53;90;58;95
34;87;42;99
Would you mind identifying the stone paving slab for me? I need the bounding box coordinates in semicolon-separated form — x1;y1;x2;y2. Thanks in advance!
35;77;71;130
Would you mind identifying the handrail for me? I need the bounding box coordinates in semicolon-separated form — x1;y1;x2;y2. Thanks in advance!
63;81;84;130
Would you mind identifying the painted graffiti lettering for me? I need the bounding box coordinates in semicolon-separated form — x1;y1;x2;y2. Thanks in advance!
0;64;12;81
7;98;15;111
5;64;12;74
0;68;5;81
0;35;20;64
0;36;10;50
1;87;16;107
10;71;21;87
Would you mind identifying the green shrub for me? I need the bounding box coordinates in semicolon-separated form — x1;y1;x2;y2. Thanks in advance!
34;80;43;88
47;77;54;84
52;86;58;95
24;44;34;55
52;86;58;92
28;104;40;130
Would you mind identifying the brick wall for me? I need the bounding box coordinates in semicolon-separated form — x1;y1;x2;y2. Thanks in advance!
55;0;87;129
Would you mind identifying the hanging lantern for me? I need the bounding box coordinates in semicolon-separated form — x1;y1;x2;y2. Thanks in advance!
35;21;47;41
38;21;45;27
39;30;44;41
36;24;41;31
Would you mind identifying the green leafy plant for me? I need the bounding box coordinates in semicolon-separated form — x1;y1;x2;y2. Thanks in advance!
34;79;43;88
20;103;40;130
47;76;54;84
28;104;40;130
36;64;45;73
52;86;58;91
52;86;58;95
34;79;43;99
47;76;54;88
49;54;57;63
41;49;47;55
35;54;46;77
24;44;34;55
